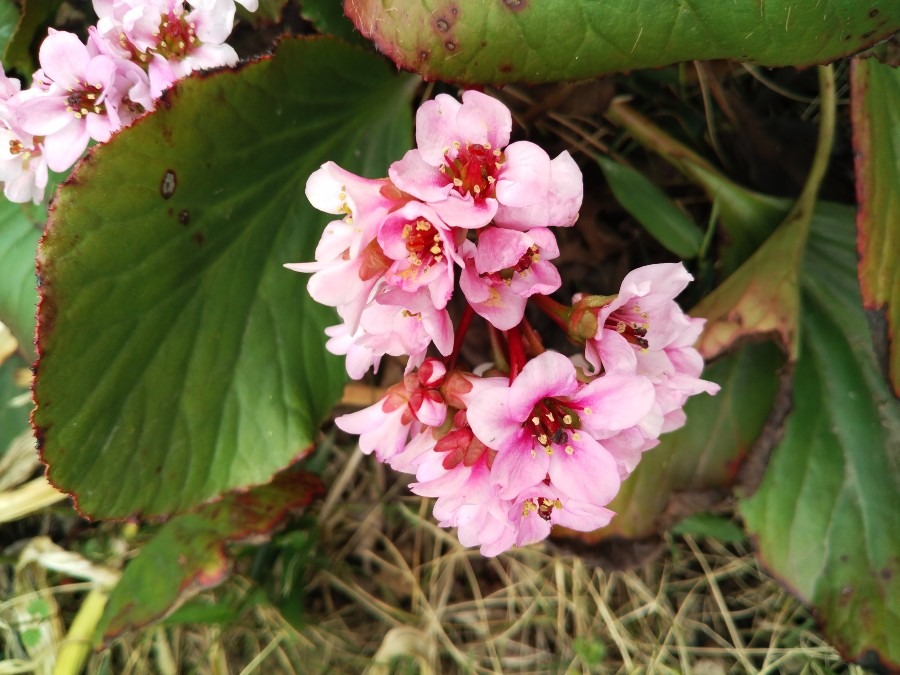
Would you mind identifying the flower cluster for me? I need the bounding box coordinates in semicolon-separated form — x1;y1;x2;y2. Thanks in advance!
0;0;254;204
288;91;719;556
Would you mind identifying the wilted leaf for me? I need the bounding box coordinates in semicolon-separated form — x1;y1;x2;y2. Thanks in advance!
851;57;900;396
346;0;899;84
33;38;415;519
740;208;900;669
98;470;324;640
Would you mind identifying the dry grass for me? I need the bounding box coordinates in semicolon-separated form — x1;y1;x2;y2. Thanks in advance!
184;443;856;675
1;439;863;675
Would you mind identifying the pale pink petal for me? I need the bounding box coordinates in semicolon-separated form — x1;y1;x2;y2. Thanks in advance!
388;149;452;202
507;351;579;421
414;93;462;165
457;90;512;150
42;122;90;172
571;372;655;434
494;141;551;207
38;32;90;88
548;434;621;505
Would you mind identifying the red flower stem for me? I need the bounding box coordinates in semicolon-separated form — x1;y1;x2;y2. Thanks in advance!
531;294;571;331
520;319;546;356
506;324;527;382
488;324;510;373
445;303;476;372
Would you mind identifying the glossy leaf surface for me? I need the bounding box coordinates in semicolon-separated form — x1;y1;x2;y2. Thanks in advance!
33;38;414;519
346;0;900;84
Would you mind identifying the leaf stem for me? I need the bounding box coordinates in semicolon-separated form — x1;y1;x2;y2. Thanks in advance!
445;303;475;372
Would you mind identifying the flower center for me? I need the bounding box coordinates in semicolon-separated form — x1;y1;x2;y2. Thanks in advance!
440;142;503;201
402;219;444;271
605;303;650;349
524;397;582;456
480;245;540;285
66;84;106;119
154;12;199;60
522;496;563;521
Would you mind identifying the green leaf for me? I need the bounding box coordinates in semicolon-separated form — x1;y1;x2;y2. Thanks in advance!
33;38;415;519
605;102;790;276
98;470;323;640
301;0;367;46
586;340;782;541
671;513;747;544
597;155;703;259
345;0;900;84
0;199;42;361
851;57;900;396
740;206;900;669
0;0;20;56
0;352;31;456
2;0;64;79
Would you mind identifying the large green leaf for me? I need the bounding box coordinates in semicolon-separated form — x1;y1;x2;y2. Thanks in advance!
740;206;900;669
0;200;42;361
582;340;782;541
98;470;323;640
345;0;900;84
852;58;900;396
33;38;415;519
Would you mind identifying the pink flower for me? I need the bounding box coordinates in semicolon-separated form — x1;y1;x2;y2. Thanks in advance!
93;0;239;97
467;351;655;507
354;287;454;371
412;424;518;556
509;483;615;548
335;362;448;464
0;75;48;204
285;162;406;331
458;226;561;330
18;31;123;171
389;90;579;230
377;201;461;310
581;263;720;434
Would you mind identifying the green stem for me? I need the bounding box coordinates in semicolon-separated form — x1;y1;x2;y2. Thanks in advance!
786;64;836;253
52;588;108;675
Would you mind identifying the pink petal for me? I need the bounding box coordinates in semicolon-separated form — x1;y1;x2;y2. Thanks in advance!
571;372;655;433
388;149;452;202
548;435;621;505
414;93;462;166
508;351;579;421
39;32;89;88
42;121;90;172
495;141;551;207
457;90;512;151
431;192;497;229
491;439;550;499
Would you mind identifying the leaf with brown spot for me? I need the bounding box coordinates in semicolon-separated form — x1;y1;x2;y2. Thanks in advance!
345;0;900;84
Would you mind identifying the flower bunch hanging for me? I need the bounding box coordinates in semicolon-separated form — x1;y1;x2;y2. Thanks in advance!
288;90;719;556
